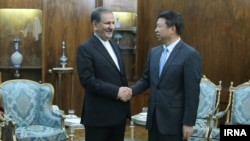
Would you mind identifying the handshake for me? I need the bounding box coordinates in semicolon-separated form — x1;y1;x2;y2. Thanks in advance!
117;87;132;102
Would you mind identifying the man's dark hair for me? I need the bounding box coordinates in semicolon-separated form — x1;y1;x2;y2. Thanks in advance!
157;10;184;35
91;7;113;23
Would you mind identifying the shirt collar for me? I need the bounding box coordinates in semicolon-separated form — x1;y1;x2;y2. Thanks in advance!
163;37;181;53
94;33;109;45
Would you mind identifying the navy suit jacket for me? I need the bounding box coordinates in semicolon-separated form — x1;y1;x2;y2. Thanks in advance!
76;34;130;127
131;40;202;135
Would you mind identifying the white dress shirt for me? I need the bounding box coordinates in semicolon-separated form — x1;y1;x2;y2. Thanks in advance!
95;34;120;70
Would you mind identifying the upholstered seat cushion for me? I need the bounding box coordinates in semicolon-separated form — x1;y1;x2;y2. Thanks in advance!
188;119;208;140
210;128;220;141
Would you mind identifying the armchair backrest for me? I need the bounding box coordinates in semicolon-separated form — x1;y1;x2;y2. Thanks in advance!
0;79;55;128
227;80;250;124
197;75;222;119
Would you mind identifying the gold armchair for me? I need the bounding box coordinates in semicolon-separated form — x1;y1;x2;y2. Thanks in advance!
209;80;250;141
0;79;68;141
188;75;222;141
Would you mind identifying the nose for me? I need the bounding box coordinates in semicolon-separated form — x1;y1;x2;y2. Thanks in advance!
155;28;158;33
155;26;159;31
110;23;115;29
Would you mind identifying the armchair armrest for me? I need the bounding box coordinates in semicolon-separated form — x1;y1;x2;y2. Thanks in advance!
38;108;64;129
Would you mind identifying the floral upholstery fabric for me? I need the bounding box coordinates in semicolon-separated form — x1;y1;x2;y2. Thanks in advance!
188;119;208;141
197;81;217;118
231;86;250;124
210;83;250;141
0;79;67;141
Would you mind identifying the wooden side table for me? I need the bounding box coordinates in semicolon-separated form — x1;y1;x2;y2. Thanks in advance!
51;67;74;111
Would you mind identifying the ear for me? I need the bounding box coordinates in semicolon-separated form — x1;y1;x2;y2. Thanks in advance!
92;21;98;31
171;26;176;32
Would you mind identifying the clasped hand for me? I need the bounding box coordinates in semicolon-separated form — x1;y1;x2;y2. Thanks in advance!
117;87;132;102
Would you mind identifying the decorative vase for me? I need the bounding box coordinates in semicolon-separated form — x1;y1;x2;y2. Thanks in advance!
59;41;68;68
115;18;120;29
11;38;23;68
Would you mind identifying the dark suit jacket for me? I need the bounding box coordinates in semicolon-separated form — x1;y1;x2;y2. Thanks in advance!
76;34;130;127
131;40;202;135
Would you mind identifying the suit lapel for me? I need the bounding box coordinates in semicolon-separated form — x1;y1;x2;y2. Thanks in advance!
91;35;121;72
159;40;183;78
154;46;164;78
